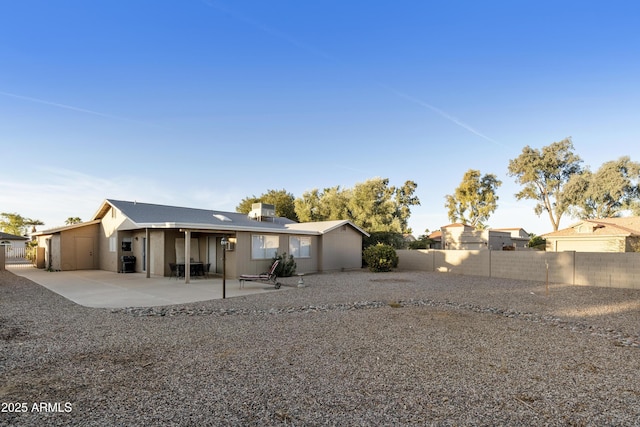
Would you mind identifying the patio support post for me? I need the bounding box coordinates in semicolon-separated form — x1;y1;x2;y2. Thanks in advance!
145;228;150;279
185;230;191;284
221;236;227;299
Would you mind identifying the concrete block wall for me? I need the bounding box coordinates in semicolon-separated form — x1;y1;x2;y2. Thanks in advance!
575;253;640;289
397;249;433;271
489;251;545;281
436;250;490;277
397;250;640;289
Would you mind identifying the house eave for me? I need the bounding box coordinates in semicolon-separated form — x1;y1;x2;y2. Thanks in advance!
127;222;322;235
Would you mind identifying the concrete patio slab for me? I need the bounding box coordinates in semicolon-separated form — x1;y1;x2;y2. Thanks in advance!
6;266;288;308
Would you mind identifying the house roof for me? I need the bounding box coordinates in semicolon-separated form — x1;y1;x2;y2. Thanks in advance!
33;220;102;236
543;217;640;238
90;199;369;236
428;230;442;240
0;232;29;241
441;223;471;228
285;220;370;236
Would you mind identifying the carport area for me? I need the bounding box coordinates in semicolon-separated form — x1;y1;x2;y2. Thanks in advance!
6;266;287;308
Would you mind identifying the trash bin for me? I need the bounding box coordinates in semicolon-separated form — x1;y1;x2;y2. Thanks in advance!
121;255;136;273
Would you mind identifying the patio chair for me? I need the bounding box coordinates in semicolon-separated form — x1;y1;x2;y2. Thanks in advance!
169;263;180;279
239;260;281;289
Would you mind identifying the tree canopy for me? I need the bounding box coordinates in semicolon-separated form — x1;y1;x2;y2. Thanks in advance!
236;189;298;221
294;186;349;223
0;212;44;236
293;178;420;234
508;138;583;231
564;156;640;219
445;169;501;228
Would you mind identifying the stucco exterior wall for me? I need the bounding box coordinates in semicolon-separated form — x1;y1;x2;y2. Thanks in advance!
442;227;516;250
547;236;626;252
58;224;99;271
98;205;130;272
37;226;99;271
234;231;278;277
320;225;362;272
397;250;640;289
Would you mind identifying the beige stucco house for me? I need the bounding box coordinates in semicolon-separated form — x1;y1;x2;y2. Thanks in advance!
34;199;369;278
543;217;640;252
440;223;530;250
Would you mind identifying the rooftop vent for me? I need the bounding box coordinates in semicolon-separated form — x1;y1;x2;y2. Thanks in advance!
248;203;276;221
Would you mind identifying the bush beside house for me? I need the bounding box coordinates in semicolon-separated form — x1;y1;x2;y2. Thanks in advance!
363;244;398;272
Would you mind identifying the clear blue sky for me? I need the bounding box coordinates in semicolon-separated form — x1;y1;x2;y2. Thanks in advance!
2;1;639;236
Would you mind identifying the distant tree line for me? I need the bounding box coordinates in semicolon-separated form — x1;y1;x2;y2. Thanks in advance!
444;137;640;232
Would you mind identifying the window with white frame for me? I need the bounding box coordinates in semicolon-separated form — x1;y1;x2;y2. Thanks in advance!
251;235;279;259
289;236;311;258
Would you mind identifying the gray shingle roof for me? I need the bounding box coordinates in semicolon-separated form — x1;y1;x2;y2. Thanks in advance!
0;232;28;240
103;199;298;232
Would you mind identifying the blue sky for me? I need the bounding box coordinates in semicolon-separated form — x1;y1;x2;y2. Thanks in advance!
1;1;639;236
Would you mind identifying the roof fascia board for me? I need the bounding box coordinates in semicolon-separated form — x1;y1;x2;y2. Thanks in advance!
34;219;102;236
130;222;321;235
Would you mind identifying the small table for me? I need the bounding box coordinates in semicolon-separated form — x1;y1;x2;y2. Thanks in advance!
176;262;205;278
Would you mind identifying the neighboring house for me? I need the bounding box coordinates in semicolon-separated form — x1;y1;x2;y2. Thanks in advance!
440;223;529;250
490;228;531;248
0;232;29;257
543;217;640;252
33;199;369;277
403;234;417;243
427;230;442;249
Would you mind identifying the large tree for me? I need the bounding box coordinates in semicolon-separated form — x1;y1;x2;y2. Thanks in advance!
394;180;421;233
347;178;398;233
236;189;298;221
294;178;420;234
0;212;44;236
508;138;583;231
564;156;640;219
445;169;501;228
294;186;349;223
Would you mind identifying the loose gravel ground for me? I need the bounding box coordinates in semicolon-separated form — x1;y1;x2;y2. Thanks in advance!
1;269;640;426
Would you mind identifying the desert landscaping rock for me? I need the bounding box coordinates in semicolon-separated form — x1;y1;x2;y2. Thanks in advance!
2;269;640;426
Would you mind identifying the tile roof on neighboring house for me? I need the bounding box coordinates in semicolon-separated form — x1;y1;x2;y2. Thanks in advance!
428;230;442;240
543;217;640;238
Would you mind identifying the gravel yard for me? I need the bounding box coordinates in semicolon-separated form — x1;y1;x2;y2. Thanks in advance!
2;269;640;426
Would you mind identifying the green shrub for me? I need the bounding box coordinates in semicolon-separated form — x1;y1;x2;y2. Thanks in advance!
363;244;398;272
272;252;296;277
528;235;546;251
